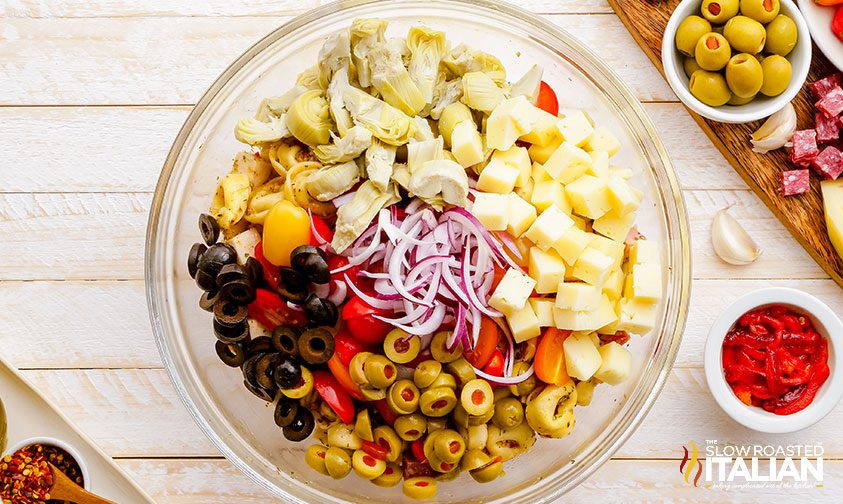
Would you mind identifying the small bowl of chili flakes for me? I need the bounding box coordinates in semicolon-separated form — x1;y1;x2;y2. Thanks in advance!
2;437;90;503
704;287;843;433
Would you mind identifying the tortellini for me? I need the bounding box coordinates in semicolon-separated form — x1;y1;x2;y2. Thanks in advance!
212;173;251;229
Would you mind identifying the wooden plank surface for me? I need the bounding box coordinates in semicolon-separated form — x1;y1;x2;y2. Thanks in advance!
608;0;843;289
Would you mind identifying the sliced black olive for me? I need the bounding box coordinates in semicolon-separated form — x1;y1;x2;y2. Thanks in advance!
274;397;299;428
214;298;248;326
291;245;327;265
199;290;220;312
188;243;207;279
213;318;250;344
199;213;220;245
220;277;256;305
273;355;302;389
272;326;300;357
215;340;246;367
246;336;273;357
299;254;331;284
298;328;335;365
255;353;281;393
195;268;218;292
216;263;249;289
279;267;308;293
244;379;274;402
283;407;315;442
198;243;237;276
241;353;264;390
304;294;338;326
245;257;263;284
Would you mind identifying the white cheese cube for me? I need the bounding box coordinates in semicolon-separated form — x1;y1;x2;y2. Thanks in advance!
628;240;661;265
531;162;553;183
520;108;561;146
593;210;636;242
602;270;625;301
486;96;537;151
626;263;663;302
507;302;542;343
506;193;537;237
570;214;590;231
514;177;534;203
592;294;619;330
551;227;595;265
489;267;537;316
586;150;610;178
586;125;621;156
562;332;602;380
451;120;485;168
617;298;659;336
554;307;594;331
477;158;519;193
529;298;556;327
556;281;601;311
606;177;641;216
565;174;613;219
470;193;509;231
556;110;594;147
524;205;575;250
230;228;261;265
589;235;626;269
490;146;532;187
543;142;592;184
530;180;571;214
609;167;634;179
572;247;614;285
594;342;631;385
528;246;567;293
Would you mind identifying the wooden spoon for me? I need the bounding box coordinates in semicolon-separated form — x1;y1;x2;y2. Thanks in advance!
47;462;116;504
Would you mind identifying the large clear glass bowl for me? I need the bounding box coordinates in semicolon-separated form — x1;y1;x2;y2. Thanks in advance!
146;1;691;502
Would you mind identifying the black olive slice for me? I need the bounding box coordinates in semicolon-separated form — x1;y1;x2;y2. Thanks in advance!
279;267;308;293
188;243;207;279
195;268;218;292
214;298;248;326
254;353;281;393
298;328;335;365
274;397;299;428
283;408;315;441
300;254;331;284
273;355;302;389
198;243;237;276
241;353;264;390
290;245;326;266
245;257;263;284
216;263;249;289
215;341;246;367
199;213;220;245
304;294;338;326
244;379;274;402
213;319;250;344
220;277;256;305
199;289;220;312
246;336;272;357
271;326;300;357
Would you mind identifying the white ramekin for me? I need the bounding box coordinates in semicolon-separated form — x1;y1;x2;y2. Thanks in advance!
3;436;92;491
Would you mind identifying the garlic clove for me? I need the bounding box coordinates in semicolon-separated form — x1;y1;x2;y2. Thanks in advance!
711;207;762;266
750;102;796;154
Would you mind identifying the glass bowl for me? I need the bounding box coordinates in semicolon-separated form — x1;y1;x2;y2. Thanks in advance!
146;0;691;502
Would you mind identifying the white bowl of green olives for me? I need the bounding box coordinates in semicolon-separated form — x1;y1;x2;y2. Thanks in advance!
662;0;811;123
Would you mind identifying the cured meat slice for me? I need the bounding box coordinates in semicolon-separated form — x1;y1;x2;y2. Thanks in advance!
816;86;843;118
810;74;842;99
812;145;843;180
816;112;840;143
790;129;819;164
781;169;810;196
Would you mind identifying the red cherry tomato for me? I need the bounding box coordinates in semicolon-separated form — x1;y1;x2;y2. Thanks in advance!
333;328;375;366
248;288;308;330
362;440;389;461
482;349;505;377
309;214;334;246
536;81;559;116
253;241;281;288
328;256;372;292
465;317;500;369
411;439;427;463
342;295;393;344
312;370;356;424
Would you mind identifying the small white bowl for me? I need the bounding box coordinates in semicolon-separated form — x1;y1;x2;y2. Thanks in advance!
662;0;811;123
3;436;91;491
705;288;843;433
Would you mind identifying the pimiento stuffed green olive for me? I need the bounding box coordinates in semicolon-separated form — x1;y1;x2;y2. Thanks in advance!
360;385;387;401
765;14;797;56
271;326;299;357
324;446;352;479
388;380;421;415
305;444;330;475
298;328;335;365
274;396;299;427
426;372;457;391
725;53;763;98
724;16;766;54
469;456;503;483
304;293;339;326
485;422;535;462
188;242;207;279
213;298;248;326
371;463;402;487
215;340;246;367
394;413;427;441
702;0;739;23
327;423;364;450
684;57;702;78
402;477;437;500
413;360;442;389
283;407;315;442
460;379;494;416
740;0;779;24
426;417;447;434
354;409;374;442
690;70;732;106
695;33;731;71
759;54;791;96
433;429;465;464
509;361;538;397
492;397;525;429
430;331;463;363
675;15;712;56
213;319;250;344
372;425;404;463
363;355;398;389
383;330;421;364
447;359;478;388
352;449;387;480
419;386;457;417
460;449;491;472
349;351;373;386
280;366;314;399
273;355;302;389
198;213;220;245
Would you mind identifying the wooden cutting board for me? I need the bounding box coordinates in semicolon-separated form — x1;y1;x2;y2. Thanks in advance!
607;0;843;288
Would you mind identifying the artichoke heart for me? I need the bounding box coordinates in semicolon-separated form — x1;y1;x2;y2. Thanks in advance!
510;64;543;104
461;72;505;113
343;87;416;146
365;138;397;191
255;85;310;121
391;162;411;192
318;31;351;89
286;89;333;147
408;159;469;207
407;136;443;173
412;116;435;142
429;78;463;120
313;126;373;164
350;18;388;88
443;43;506;84
327;67;355;136
332;180;400;253
407;26;448;105
296;65;323;90
234;115;290;146
367;43;426;116
305;160;361;202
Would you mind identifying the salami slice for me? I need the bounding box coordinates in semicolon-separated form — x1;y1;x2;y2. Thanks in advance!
816;112;840;143
810;74;843;99
816;86;843;118
790;129;819;164
781;169;811;196
812;145;843;180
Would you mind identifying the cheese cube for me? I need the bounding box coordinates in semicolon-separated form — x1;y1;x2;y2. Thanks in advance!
556;281;601;311
554;307;598;332
570;214;590;232
562;332;602;380
531;162;553;182
531;180;571;214
470;193;509;231
565;174;613;219
572;247;614;285
506;193;537;237
543;142;592;184
488;146;532;187
592;294;619;330
625;263;663;302
529;298;556;327
477;158;519;194
527;136;564;164
594;342;631;385
489;268;537;316
520;108;561;146
603;270;625;301
586;125;621;156
593;210;636;242
589;234;626;269
528;246;567;293
617;298;659;335
514;177;534;203
507;302;542;343
524;205;575;250
628;240;661;265
586;150;610;178
451;120;485;168
609;167;634;179
486;96;536;151
557;110;594;147
552;227;595;264
606;177;641;216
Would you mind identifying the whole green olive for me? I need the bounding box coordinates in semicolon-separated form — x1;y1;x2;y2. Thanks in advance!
460;378;494;416
413;360;442;389
728;93;756;105
702;0;739;24
675;15;713;56
324;446;352;479
419;386;458;417
493;396;525;429
695;33;731;71
724;15;766;53
740;0;779;24
305;444;330;475
509;361;538;397
430;331;462;363
684;57;702;78
394;413;427;441
759;54;791;96
765;14;797;56
371;463;402;487
726;53;764;98
364;355;398;389
690;70;732;106
352;449;387;480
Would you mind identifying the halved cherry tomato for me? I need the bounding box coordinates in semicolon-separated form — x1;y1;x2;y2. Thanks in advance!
253;241;281;288
482;349;505;377
411;439;427;463
465;317;500;369
375;399;398;425
362;440;390;461
536;81;559;116
535;328;571;385
327;354;366;401
312;370;356;424
490;265;507;293
328;256;372;292
342;295;393;344
310;214;334;246
333;328;374;366
248;288;308;330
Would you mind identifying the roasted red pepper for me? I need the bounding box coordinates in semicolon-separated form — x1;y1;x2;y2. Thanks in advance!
254;241;281;288
248;288;308;330
327;354;366;401
834;6;843;42
375;399;398;425
312;370;356;424
411;439;427;463
361;440;389;461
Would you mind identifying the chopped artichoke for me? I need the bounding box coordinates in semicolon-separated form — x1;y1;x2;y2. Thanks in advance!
461;72;505;113
387;36;411;66
286;89;333;147
510;64;543;104
313;126;373;164
214;173;251;229
365;138;397;191
412;116;435;142
232;151;272;188
367;43;426;116
408;159;469;207
343;86;416;146
234;115;290;146
318;31;352;89
350;18;388;89
391;162;412;191
296;65;323;90
407;136;444;173
327;66;355;136
443;43;506;84
332;180;400;252
429;78;463;120
255;85;310;121
245;178;285;224
305;160;361;202
407;26;448;104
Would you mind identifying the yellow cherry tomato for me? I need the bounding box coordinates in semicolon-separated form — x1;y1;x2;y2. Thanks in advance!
262;200;311;266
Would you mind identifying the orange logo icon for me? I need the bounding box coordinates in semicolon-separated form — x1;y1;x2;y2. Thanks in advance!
680;440;703;487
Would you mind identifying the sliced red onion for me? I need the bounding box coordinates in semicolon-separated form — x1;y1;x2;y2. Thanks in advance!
441;208;520;270
447;304;467;351
332;190;356;208
472;363;535;386
286;301;304;311
460;240;502;318
344;273;403;310
327;280;348;306
378;303;447;336
494;231;522;261
308;209;329;247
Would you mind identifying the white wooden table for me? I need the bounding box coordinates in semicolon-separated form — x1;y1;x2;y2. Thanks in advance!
2;0;842;501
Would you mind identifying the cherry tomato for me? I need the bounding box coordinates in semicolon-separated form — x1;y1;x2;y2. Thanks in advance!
312;370;356;424
536;81;559;116
535;328;571;385
490;265;507;293
248;288;308;330
375;399;398;425
327;354;366;401
333;328;375;366
328;256;372;292
482;349;505;377
465;317;500;369
411;439;427;463
361;440;389;461
253;241;281;288
342;295;393;344
262;200;311;266
310;214;334;246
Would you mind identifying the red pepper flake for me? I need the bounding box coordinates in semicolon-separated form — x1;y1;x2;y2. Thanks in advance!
0;445;55;504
